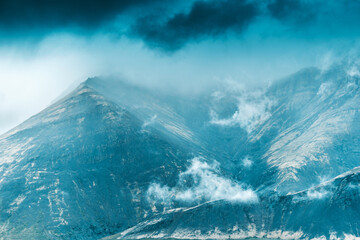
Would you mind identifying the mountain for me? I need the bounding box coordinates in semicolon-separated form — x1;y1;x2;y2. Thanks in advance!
0;83;196;239
1;62;360;239
103;63;360;239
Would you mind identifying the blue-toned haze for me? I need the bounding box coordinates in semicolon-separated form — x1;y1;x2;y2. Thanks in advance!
1;1;360;239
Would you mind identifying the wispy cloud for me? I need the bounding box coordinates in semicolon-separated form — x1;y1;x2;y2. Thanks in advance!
142;115;157;129
317;82;334;100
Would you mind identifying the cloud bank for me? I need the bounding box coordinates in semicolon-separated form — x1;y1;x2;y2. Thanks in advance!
147;157;258;205
1;0;360;51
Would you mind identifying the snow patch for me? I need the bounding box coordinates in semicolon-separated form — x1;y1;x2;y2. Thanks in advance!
43;107;66;123
0;137;35;164
163;123;194;142
119;222;306;240
10;194;26;206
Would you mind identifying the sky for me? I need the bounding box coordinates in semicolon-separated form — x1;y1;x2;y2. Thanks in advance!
1;0;360;134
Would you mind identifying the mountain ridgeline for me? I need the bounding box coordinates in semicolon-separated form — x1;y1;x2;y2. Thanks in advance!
1;63;360;239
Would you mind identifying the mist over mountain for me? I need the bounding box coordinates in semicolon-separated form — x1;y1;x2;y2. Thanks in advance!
3;0;360;136
0;60;359;239
1;0;360;239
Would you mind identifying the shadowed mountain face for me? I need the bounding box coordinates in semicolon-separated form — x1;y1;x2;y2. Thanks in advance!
1;63;360;239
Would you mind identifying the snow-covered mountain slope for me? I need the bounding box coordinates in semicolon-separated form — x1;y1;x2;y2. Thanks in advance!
84;78;201;149
0;83;195;239
251;65;360;193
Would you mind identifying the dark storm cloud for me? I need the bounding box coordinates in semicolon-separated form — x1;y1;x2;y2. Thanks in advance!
0;0;159;33
267;0;317;25
266;0;360;37
131;0;259;51
129;0;360;52
1;0;360;51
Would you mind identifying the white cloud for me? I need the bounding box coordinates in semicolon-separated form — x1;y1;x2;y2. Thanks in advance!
347;65;360;78
210;84;274;133
146;183;172;205
317;82;334;99
306;189;329;200
147;157;258;205
242;156;253;168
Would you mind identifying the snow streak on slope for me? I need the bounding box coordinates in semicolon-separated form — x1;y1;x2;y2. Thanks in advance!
265;105;356;188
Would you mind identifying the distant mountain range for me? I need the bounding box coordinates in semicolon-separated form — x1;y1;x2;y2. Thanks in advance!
1;63;360;239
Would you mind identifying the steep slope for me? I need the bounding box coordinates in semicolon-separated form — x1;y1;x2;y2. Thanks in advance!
84;78;248;168
250;65;360;193
84;78;201;150
205;65;360;194
0;83;193;239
